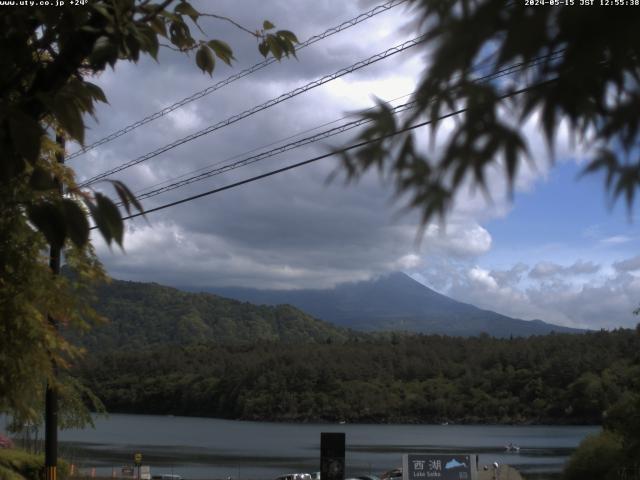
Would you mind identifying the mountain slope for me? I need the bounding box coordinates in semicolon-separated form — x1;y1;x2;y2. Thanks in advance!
74;278;354;351
201;272;582;337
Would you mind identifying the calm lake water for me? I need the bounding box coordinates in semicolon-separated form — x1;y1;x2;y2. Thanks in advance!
10;414;596;480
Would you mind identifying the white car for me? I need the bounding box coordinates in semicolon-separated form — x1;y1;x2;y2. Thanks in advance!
275;474;312;480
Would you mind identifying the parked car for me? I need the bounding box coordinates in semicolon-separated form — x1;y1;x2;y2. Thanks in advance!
275;473;312;480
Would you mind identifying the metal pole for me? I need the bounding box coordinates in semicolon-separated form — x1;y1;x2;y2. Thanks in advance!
45;134;65;480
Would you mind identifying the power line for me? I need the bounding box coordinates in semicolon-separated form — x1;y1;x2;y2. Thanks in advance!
96;79;555;228
79;34;426;188
67;0;408;160
123;100;418;204
129;91;416;198
128;92;417;199
122;51;564;205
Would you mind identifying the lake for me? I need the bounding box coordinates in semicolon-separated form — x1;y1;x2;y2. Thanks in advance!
16;414;597;480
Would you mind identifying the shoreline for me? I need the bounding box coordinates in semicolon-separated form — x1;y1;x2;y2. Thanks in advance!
82;410;602;428
4;415;587;480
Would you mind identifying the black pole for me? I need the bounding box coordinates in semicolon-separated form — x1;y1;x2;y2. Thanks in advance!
45;134;65;480
320;432;345;480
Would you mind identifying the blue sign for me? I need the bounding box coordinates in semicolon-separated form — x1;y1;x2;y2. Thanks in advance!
403;454;475;480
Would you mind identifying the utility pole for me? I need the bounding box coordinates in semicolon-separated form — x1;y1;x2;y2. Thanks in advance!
45;133;65;480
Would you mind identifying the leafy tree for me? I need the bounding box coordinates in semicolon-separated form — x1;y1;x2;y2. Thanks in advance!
0;1;297;423
74;328;640;424
0;448;70;480
339;1;640;223
603;392;640;470
563;430;624;480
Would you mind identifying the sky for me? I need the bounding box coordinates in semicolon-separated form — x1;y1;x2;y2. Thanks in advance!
69;0;640;330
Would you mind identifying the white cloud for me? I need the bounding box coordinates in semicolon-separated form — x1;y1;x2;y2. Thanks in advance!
468;266;499;291
602;235;634;245
167;104;204;133
423;223;493;258
529;260;600;279
413;255;640;329
491;263;529;287
392;253;422;270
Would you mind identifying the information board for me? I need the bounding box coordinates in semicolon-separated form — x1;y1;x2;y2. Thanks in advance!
140;466;151;480
121;467;134;477
402;454;476;480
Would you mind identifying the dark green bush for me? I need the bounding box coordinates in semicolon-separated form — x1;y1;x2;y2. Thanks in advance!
563;431;624;480
0;449;69;480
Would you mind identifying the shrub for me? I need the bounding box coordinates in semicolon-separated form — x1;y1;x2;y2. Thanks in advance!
563;430;624;480
0;449;69;480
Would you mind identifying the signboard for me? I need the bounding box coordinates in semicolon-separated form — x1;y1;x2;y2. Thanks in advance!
320;432;345;480
403;454;476;480
134;453;143;466
140;466;151;480
121;467;135;477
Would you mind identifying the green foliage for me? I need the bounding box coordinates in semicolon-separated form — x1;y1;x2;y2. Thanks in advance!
0;465;24;480
195;44;215;75
563;431;624;480
75;328;640;424
259;30;299;60
207;40;234;66
604;393;640;463
0;450;69;480
338;1;640;223
563;333;640;477
0;450;44;480
69;277;355;351
0;173;107;423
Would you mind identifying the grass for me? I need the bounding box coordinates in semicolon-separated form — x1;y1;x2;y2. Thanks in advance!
0;449;69;480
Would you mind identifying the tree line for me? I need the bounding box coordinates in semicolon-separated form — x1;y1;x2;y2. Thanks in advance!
76;328;640;425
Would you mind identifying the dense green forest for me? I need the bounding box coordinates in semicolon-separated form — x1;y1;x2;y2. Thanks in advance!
70;278;356;351
76;328;640;425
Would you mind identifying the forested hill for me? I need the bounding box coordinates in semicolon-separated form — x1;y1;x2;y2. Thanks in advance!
74;278;355;351
76;328;640;425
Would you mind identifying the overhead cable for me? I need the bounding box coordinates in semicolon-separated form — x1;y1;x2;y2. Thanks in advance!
79;34;426;187
67;0;409;160
128;90;416;198
122;51;565;204
94;78;556;227
124;101;418;203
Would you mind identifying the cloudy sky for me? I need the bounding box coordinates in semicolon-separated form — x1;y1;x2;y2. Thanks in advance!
69;0;640;330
